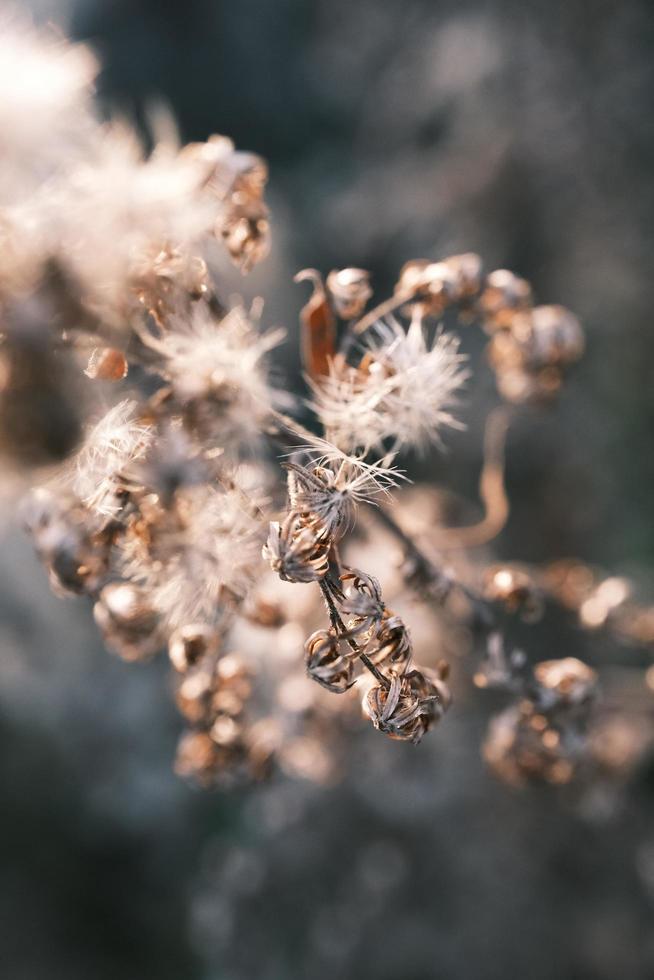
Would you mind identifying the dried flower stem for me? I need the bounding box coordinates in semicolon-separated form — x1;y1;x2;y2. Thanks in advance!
352;290;414;336
319;580;391;688
431;406;511;548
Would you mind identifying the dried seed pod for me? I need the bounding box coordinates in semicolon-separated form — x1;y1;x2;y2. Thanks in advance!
534;657;597;708
478;269;532;332
364;667;450;744
220;154;270;272
443;252;483;300
175;652;251;726
168;623;221;673
84;347;128;381
483;564;544;621
263;511;331;583
367;610;412;674
304;629;354;693
525;305;584;368
174;730;221;786
210;713;243;748
326;268;372;320
211;653;252;717
395;259;459;315
340;567;385;634
175;657;219;725
94;582;160;662
132;246;209;321
26;496;113;597
483;699;588;787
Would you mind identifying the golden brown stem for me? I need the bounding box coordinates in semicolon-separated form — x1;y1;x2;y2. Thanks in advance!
432;405;511;549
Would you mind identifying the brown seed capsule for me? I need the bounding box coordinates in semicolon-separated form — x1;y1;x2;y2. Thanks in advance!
84;347;128;381
443;252;483;301
263;511;331;583
174;730;222;786
168;623;221;673
365;667;450;744
367;610;413;674
94;582;160;662
478;269;533;332
526;305;584;368
395;259;459;315
304;629;354;693
340;567;385;635
483;701;585;787
211;654;252;717
326;268;372;320
534;657;597;707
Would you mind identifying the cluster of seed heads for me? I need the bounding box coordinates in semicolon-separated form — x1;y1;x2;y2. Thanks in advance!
5;17;652;792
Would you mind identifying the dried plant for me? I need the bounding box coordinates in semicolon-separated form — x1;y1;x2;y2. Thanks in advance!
3;15;651;794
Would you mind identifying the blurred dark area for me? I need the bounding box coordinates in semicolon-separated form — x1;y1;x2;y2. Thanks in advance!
4;0;654;977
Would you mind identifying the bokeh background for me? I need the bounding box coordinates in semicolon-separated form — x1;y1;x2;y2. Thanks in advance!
4;1;654;977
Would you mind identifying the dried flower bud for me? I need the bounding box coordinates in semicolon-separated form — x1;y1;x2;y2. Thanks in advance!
94;582;160;661
84;347;128;381
534;657;597;708
478;269;533;332
168;623;221;673
304;629;354;693
263;511;331;583
326;268;372;320
222;209;270;272
483;564;543;621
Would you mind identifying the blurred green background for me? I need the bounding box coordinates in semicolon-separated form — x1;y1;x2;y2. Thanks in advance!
4;1;654;977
